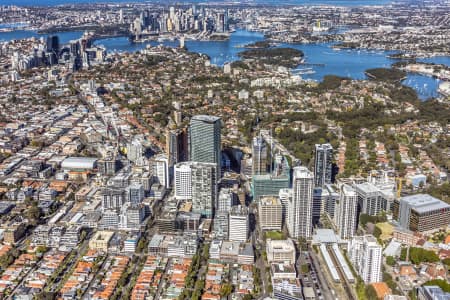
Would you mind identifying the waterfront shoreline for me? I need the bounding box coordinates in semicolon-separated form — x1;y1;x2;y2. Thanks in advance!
1;27;448;100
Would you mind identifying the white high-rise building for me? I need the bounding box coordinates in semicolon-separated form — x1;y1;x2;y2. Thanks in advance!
288;167;314;239
337;184;358;239
169;6;175;20
217;188;234;212
354;182;384;216
153;154;170;189
229;205;248;242
174;163;192;200
279;188;293;221
348;235;382;284
174;161;217;217
127;138;144;163
258;196;282;231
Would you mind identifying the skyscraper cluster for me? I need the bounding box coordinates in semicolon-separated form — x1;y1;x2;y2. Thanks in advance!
130;6;230;38
172;115;221;218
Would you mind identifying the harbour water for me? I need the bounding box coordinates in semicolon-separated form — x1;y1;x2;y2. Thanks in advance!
0;29;84;44
1;28;447;100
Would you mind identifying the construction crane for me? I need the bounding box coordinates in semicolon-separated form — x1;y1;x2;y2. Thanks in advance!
396;177;403;198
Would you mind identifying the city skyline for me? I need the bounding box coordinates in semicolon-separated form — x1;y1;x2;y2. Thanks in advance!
0;1;449;300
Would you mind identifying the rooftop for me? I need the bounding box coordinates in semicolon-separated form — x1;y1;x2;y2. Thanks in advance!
271;263;296;274
312;229;341;244
313;187;330;197
191;115;221;123
401;194;450;213
315;143;333;150
355;182;380;194
293;166;313;179
220;241;240;256
92;231;114;242
341;184;357;196
61;157;97;169
259;196;282;206
267;239;295;252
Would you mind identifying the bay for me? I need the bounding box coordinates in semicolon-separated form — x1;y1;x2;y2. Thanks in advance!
1;28;447;100
95;30;446;100
0;30;84;44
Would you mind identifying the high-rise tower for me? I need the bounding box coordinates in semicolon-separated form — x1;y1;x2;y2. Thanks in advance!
189;115;221;176
337;184;358;239
314;143;333;187
288;166;314;239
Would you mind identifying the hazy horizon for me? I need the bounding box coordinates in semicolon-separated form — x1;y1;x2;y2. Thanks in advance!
3;0;398;7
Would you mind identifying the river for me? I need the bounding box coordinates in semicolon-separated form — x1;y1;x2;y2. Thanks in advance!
1;28;448;100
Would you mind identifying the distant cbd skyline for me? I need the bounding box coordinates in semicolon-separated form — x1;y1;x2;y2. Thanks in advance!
3;0;397;7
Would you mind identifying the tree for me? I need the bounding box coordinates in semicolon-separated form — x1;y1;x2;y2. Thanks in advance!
26;205;42;226
442;258;450;267
220;283;233;297
366;284;378;299
423;279;450;293
404;247;440;265
36;246;48;255
373;225;382;239
301;264;309;274
383;271;400;294
34;292;56;300
136;237;147;253
408;289;417;300
386;256;396;266
80;230;87;241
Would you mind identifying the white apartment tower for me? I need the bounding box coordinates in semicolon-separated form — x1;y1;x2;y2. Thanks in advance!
348;235;382;284
279;188;293;220
337;184;358;240
174;162;217;217
288;167;314;239
229;205;249;242
127;138;144;163
217;188;234;212
153;154;170;189
174;163;192;200
258;196;283;231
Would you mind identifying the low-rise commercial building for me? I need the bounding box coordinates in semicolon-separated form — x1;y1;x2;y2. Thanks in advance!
393;194;450;233
266;239;296;264
89;231;114;252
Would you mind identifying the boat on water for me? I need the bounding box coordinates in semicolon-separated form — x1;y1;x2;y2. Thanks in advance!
292;67;316;75
160;37;176;42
